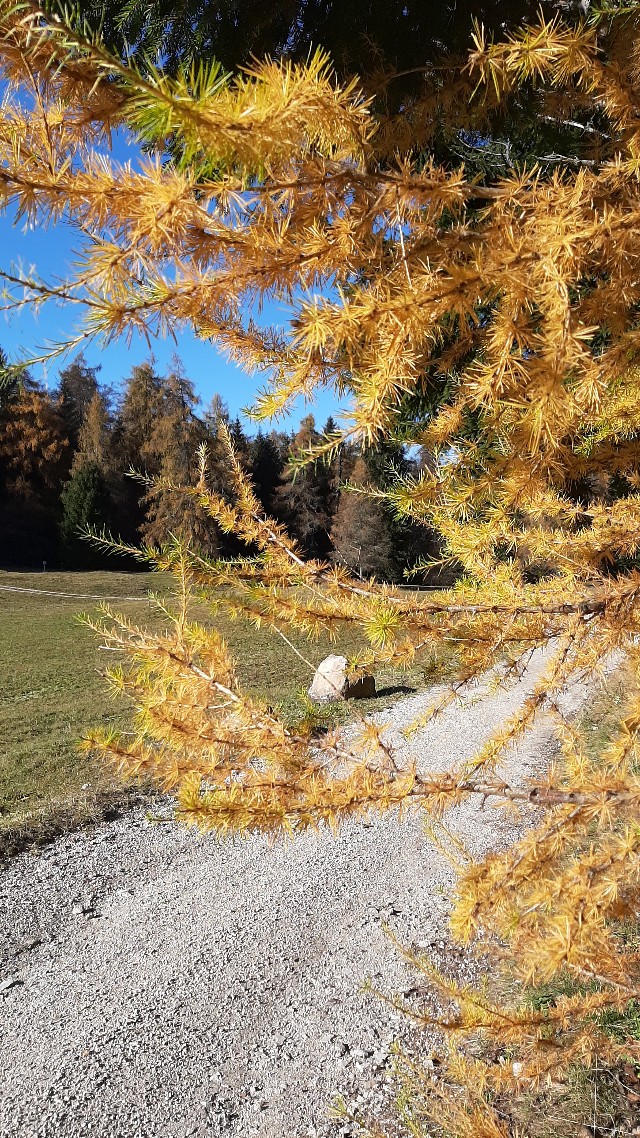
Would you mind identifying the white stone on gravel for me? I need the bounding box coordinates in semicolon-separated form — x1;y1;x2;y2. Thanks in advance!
0;649;599;1138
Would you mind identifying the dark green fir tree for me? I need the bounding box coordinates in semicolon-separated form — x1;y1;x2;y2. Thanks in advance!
59;461;112;568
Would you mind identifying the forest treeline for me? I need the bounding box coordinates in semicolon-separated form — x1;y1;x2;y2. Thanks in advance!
0;351;439;579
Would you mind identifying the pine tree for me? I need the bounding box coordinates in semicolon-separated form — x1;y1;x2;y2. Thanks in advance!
59;461;111;567
275;414;332;558
248;431;285;515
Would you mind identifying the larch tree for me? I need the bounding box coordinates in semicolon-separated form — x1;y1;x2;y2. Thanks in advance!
0;378;69;564
63;0;605;186
4;1;640;1133
141;361;219;553
0;380;68;495
112;359;166;542
116;360;165;476
57;353;100;451
330;456;396;581
72;388;113;472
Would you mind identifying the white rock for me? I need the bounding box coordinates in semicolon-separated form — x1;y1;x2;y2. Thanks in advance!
0;977;22;995
307;654;349;703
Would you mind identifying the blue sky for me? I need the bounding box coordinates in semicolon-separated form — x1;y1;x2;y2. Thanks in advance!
0;204;344;431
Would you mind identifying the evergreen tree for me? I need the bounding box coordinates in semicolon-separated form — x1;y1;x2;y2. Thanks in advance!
248;431;285;515
228;415;251;466
202;394;249;497
318;414;344;522
202;394;236;487
0;347;27;411
59;461;111;567
202;393;229;436
358;441;443;582
276;414;332;558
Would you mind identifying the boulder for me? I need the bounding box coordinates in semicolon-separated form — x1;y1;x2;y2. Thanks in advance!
345;674;376;700
307;654;348;703
308;656;377;703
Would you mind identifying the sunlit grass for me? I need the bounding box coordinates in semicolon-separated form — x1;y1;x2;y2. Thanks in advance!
0;569;444;852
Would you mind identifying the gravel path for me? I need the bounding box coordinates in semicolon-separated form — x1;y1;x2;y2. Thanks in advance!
0;652;592;1138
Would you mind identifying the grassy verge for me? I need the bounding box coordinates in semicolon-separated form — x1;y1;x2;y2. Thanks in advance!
1;571;160;857
0;570;451;857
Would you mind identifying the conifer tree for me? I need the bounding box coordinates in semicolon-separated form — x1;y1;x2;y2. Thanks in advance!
202;393;229;437
318;414;346;522
249;430;285;515
57;353;100;451
0;379;69;564
330;456;395;580
201;394;243;496
64;0;598;182
141;360;219;553
0;383;69;503
73;388;113;473
276;414;333;558
361;441;444;583
0;345;27;409
228;415;250;466
59;461;111;567
116;360;165;477
112;360;166;541
6;4;640;1132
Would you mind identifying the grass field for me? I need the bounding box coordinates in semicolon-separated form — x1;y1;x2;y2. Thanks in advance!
0;569;434;854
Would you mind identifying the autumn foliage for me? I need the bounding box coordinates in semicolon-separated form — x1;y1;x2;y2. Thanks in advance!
3;0;640;1132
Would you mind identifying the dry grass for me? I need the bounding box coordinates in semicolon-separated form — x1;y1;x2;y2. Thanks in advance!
0;569;450;857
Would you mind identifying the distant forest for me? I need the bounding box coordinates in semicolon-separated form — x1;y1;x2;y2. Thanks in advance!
0;351;440;581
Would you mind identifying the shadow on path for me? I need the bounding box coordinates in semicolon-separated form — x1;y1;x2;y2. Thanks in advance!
374;684;417;699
